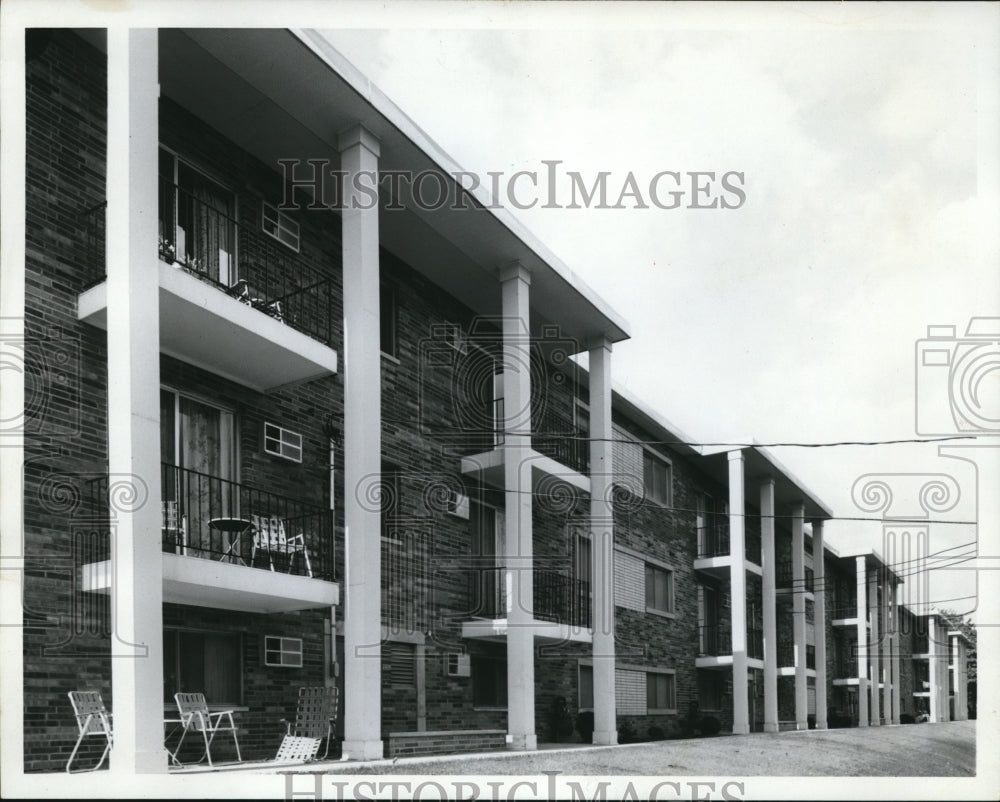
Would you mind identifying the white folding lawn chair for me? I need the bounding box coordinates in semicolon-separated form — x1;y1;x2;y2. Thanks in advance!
251;514;312;577
172;692;242;767
275;686;338;763
66;690;113;773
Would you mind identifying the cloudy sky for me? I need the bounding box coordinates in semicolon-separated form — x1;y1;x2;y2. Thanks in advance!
318;3;999;621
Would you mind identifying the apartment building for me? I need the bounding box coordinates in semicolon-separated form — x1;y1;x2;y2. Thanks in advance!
18;28;971;775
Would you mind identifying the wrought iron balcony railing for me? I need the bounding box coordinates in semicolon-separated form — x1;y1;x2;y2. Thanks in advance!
86;463;334;581
697;521;730;558
466;566;591;629
806;643;816;669
835;656;858;679
698;623;730;657
531;405;589;475
79;182;335;347
747;627;764;660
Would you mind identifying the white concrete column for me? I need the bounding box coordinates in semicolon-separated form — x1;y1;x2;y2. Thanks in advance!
106;28;166;774
928;617;939;722
589;339;617;745
728;450;749;735
856;556;869;727
500;262;536;751
791;505;808;730
760;478;778;733
880;572;892;723
891;583;901;725
867;570;881;726
339;124;384;761
812;520;828;729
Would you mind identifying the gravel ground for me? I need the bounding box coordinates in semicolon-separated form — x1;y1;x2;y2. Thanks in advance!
318;721;975;777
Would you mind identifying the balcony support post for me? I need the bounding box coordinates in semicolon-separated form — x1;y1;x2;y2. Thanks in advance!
791;504;808;730
760;478;778;733
589;338;617;745
891;582;902;724
856;556;869;727
499;261;536;751
812;519;828;729
105;28;167;774
728;450;749;735
881;568;892;723
867;568;881;726
338;123;384;761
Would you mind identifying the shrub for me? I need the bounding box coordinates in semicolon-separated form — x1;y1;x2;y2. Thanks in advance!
900;713;915;724
618;719;638;744
576;711;594;743
648;725;666;741
699;716;721;736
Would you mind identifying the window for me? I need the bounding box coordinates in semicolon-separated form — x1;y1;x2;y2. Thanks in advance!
262;421;303;463
647;672;676;712
578;664;594;710
472;651;507;708
163;629;242;705
380;281;398;357
642;449;671;505
159;148;236;285
645;563;674;615
263;635;303;667
160;388;236;489
261;201;300;251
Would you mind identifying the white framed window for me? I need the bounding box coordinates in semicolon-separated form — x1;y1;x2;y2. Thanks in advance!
645;562;674;616
262;421;303;463
263;635;303;667
642;448;671;506
262;201;300;252
447;653;471;677
647;671;676;713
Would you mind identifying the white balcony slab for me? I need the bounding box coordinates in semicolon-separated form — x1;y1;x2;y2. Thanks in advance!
461;617;592;644
82;553;339;614
78;262;338;391
695;655;734;669
460;448;590;494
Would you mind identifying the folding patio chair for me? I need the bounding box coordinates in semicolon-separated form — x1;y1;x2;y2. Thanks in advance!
173;692;242;767
251;514;312;577
162;500;187;555
275;686;338;763
66;690;113;773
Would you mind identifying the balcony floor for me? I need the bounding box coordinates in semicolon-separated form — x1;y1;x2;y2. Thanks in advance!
460;447;590;493
82;553;339;613
78;262;338;391
461;617;592;644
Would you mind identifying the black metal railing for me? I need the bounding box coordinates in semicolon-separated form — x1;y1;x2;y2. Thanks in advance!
804;567;815;593
747;627;764;660
86;463;334;581
81;201;107;288
79;184;335;347
776;559;793;588
777;642;795;667
835;655;857;679
466;567;591;628
697;520;730;558
806;644;816;669
531;405;589;475
698;624;729;657
830;599;858;619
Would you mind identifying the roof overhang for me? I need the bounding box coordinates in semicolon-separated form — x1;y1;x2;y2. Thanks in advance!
77;27;630;351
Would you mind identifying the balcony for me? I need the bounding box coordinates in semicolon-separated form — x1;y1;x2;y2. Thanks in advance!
76;185;338;391
80;463;337;613
830;600;858;621
462;566;591;643
834;656;858;681
698;624;730;657
747;627;764;660
776;561;814;593
697;523;730;559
